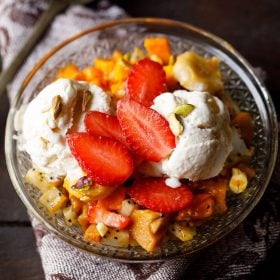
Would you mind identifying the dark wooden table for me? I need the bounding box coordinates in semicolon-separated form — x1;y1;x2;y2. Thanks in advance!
0;0;279;279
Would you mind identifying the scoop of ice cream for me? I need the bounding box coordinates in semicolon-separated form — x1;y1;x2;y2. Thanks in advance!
144;90;233;182
20;78;111;177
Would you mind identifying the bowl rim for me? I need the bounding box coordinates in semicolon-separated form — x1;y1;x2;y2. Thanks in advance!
5;17;278;262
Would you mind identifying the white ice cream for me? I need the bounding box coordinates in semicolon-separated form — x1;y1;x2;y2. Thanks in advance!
20;78;111;178
142;90;233;182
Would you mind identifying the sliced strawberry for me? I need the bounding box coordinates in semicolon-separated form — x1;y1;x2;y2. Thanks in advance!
117;98;175;162
88;202;131;230
67;132;134;186
126;58;167;107
128;178;193;213
84;111;126;145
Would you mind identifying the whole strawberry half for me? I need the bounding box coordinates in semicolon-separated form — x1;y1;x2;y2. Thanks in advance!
126;58;167;107
128;177;193;213
67;132;134;186
117;98;175;162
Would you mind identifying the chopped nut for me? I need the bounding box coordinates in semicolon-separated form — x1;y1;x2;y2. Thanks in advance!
173;104;195;116
168;113;183;136
81;90;92;112
52;95;63;120
71;176;92;191
229;168;248;194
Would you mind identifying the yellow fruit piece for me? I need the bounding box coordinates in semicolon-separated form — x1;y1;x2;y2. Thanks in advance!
94;58;115;76
163;64;178;89
169;222;196;241
57;64;85;80
25;168;64;192
39;187;68;213
82;66;104;86
110;81;126;98
101;229;130;248
144;37;171;64
110;59;130;82
85;224;102;243
149;215;170;234
96;222;109;237
78;204;89;231
62;205;77;226
63;177;116;202
173;51;224;93
131;210;165;252
229;168;248;194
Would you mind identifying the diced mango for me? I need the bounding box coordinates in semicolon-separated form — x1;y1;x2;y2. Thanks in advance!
82;66;104;86
57;64;85;80
163;64;178;90
144;37;171;64
84;224;102;243
130;210;165;252
78;204;89;231
94;58;115;76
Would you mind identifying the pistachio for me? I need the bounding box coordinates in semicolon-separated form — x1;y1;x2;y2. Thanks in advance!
52;95;63;120
81;90;92;112
173;104;195;116
71;176;93;191
168;113;183;136
229;168;248;194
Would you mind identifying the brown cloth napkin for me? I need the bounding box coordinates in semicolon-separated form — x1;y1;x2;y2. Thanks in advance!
1;1;279;279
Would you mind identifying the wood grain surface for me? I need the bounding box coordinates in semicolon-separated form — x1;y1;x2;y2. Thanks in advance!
0;0;279;279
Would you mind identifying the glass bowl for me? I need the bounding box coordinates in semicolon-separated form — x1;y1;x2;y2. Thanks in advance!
5;18;278;262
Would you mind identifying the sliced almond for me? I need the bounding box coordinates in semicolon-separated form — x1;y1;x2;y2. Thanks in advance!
52;95;63;120
229;168;248;194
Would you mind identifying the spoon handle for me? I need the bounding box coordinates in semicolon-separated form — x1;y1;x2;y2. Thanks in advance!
0;0;69;97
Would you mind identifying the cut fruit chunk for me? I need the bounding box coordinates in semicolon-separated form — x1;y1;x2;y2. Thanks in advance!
67;132;134;186
117;98;175;162
128;178;193;213
88;203;131;230
131;209;164;252
126;58;167;107
101;229;130;248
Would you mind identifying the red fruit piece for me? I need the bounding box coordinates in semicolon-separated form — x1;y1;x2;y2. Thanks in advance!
88;202;131;230
126;58;167;107
85;111;126;145
117;98;175;162
67;132;134;186
128;178;193;213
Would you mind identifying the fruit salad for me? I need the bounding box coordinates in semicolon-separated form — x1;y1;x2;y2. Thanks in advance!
19;37;255;252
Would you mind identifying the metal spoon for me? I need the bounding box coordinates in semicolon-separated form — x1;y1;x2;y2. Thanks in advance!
0;0;93;97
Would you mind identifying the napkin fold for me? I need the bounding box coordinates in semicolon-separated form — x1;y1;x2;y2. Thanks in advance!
1;1;279;279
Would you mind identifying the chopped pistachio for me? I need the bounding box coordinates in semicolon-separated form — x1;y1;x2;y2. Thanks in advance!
81;90;92;112
173;104;195;117
71;176;92;192
168;113;184;136
51;95;63;120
